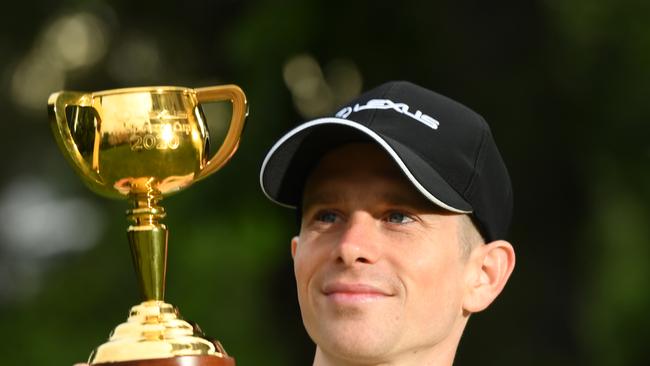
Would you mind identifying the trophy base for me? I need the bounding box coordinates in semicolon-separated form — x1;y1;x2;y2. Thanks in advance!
93;355;235;366
89;301;232;365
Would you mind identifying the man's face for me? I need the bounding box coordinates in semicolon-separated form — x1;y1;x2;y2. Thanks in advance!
292;143;474;364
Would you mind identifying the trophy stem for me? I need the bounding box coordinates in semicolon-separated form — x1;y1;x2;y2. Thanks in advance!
127;191;167;301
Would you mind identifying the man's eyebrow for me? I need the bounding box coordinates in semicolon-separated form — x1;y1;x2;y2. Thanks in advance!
302;186;446;213
302;190;345;210
374;191;444;212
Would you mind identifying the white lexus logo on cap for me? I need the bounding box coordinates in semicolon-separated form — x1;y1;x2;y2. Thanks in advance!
335;98;440;130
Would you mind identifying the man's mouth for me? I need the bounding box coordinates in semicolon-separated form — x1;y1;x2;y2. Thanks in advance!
322;282;393;303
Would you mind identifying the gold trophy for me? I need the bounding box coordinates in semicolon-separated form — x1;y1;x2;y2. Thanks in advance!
48;85;247;366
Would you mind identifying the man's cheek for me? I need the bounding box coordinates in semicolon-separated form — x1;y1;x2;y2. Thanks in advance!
294;259;312;292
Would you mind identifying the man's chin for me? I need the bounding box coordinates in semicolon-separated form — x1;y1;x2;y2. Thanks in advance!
310;319;398;361
316;335;395;365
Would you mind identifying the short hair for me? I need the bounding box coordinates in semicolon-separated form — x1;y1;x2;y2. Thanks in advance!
459;215;486;258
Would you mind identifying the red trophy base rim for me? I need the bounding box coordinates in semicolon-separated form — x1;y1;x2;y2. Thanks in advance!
92;355;235;366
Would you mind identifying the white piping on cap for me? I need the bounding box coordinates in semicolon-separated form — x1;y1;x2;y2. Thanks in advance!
259;117;472;214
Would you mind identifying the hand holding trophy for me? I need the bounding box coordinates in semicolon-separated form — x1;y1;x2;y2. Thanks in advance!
48;85;247;365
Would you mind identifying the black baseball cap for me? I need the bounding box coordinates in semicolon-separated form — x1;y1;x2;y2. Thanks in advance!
259;80;512;242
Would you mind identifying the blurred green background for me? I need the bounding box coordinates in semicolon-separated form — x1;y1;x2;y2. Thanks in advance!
0;0;648;365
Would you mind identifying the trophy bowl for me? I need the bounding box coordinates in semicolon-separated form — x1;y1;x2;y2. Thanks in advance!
48;85;247;366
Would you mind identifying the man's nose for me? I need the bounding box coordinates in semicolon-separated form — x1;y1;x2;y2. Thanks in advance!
332;212;380;266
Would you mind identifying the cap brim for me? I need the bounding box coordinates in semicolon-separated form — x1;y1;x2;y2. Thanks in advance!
260;117;472;213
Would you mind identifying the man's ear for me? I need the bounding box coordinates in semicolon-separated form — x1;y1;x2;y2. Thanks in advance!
291;236;299;259
463;240;515;313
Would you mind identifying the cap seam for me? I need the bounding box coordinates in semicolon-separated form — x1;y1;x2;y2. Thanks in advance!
366;81;399;129
462;120;488;197
400;136;468;200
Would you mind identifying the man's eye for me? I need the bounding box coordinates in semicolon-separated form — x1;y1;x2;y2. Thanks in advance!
386;212;414;224
316;211;339;223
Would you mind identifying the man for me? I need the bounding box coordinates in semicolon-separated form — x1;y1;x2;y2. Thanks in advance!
259;80;516;366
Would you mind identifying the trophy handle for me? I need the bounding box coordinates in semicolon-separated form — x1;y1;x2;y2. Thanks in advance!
48;91;103;184
194;85;248;181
